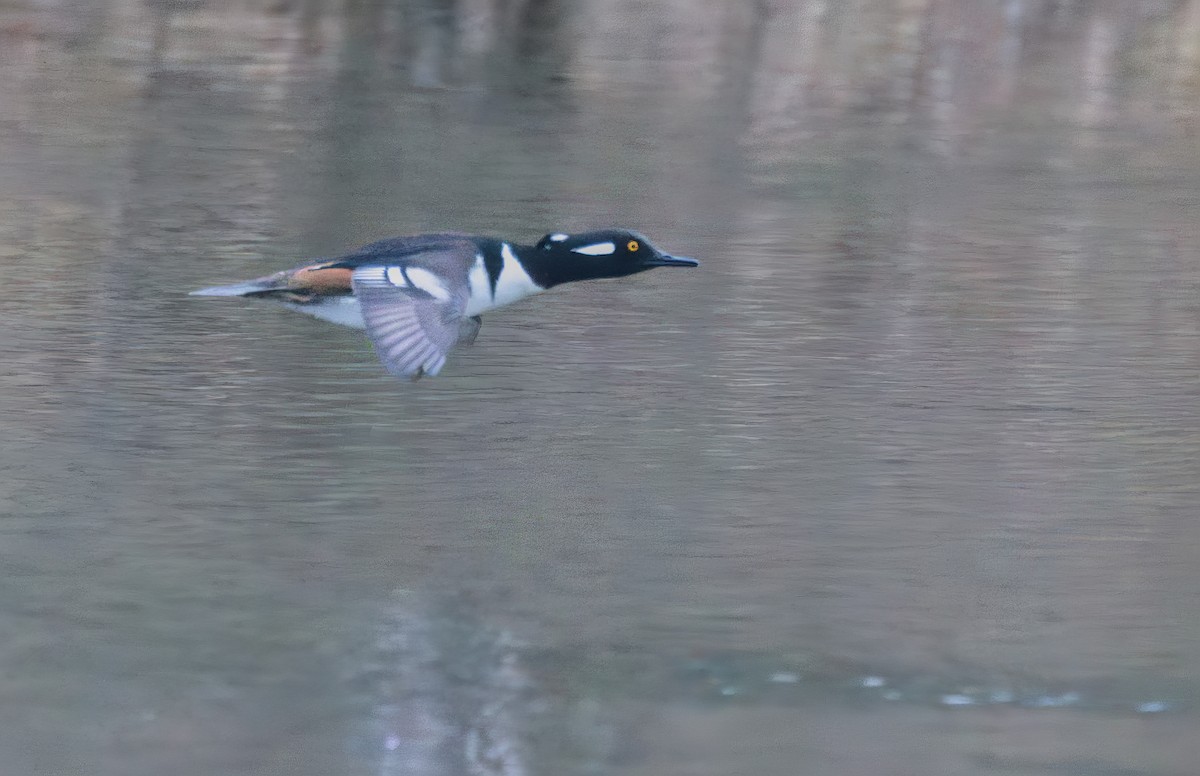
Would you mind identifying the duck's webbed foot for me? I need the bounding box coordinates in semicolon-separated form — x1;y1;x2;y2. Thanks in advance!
458;315;482;346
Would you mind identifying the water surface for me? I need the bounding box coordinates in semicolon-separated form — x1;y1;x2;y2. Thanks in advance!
1;2;1199;774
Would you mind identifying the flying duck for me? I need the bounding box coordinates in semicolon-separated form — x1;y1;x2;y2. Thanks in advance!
191;229;699;379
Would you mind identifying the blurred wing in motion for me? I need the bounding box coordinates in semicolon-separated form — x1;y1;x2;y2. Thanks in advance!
351;264;468;380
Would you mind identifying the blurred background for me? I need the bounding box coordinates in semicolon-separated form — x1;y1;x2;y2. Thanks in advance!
1;0;1199;774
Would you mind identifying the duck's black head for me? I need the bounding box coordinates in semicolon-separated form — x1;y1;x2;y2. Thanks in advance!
524;229;699;287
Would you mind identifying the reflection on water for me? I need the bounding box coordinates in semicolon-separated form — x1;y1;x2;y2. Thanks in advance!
1;1;1199;774
347;593;531;776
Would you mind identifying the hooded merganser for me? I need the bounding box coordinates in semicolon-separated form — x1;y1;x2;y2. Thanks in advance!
191;229;699;379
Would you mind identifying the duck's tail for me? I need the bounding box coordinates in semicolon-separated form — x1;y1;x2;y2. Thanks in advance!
189;263;353;298
189;277;285;297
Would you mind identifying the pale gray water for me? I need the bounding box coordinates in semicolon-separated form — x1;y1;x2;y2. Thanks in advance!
2;1;1199;774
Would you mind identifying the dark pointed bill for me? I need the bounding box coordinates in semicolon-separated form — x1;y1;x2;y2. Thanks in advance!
641;253;700;268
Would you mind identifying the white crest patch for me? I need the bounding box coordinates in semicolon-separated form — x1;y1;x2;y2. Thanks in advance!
405;267;451;301
549;233;568;242
385;266;408;287
572;242;616;256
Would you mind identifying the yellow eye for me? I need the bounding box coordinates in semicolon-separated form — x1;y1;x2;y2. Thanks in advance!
627;240;639;252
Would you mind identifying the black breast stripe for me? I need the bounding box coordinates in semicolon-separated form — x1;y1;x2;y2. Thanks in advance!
479;240;504;297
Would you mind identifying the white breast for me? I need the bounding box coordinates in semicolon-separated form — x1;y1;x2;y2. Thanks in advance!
464;244;545;317
465;254;493;317
493;242;544;308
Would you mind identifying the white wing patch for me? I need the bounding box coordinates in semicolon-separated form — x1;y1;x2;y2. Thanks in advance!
384;267;408;287
549;233;569;242
405;267;451;302
572;242;616;256
354;266;392;286
493;242;545;309
377;265;450;301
